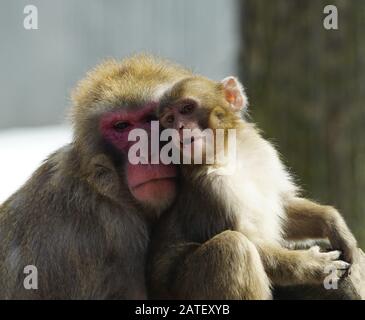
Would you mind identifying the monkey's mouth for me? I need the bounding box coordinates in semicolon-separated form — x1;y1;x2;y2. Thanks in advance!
130;177;177;205
131;176;176;190
127;163;177;203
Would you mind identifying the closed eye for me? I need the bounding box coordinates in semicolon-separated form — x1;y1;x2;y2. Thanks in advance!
113;121;130;131
164;114;175;125
180;103;195;115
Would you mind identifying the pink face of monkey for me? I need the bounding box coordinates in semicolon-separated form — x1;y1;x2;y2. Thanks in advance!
100;103;177;210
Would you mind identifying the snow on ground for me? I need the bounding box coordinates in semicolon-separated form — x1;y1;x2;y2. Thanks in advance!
0;126;72;204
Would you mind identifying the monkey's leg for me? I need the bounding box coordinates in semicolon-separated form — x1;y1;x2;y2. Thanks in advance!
283;197;358;262
257;243;350;287
171;230;271;300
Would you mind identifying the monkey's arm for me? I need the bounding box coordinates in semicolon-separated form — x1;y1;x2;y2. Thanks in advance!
256;242;349;287
283;197;358;262
149;230;271;299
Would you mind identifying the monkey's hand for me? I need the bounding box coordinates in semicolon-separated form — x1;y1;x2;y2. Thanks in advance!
328;233;358;266
258;242;350;287
284;198;358;264
324;206;359;264
305;246;350;284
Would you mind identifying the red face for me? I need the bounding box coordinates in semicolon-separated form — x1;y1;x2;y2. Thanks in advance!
100;103;177;209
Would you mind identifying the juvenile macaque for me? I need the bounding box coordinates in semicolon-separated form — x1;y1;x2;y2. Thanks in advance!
148;76;358;299
0;55;191;299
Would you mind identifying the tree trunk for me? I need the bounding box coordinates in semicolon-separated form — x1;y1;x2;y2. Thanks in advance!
240;0;365;249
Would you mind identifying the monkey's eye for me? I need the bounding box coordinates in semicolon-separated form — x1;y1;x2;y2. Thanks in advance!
164;114;175;125
113;121;130;131
180;103;195;115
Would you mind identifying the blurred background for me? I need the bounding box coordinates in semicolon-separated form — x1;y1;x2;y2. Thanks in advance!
0;0;364;248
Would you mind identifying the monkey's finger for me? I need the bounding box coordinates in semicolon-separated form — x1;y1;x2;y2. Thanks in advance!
325;250;342;260
333;260;351;270
342;247;357;264
348;265;354;276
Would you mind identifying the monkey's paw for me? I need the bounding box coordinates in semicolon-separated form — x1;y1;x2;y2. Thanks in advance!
328;235;358;264
307;246;351;282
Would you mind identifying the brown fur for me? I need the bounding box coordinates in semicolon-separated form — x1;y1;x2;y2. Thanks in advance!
0;54;190;299
148;76;358;300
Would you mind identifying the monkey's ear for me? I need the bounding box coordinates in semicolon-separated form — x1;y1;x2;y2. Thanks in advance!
221;76;248;111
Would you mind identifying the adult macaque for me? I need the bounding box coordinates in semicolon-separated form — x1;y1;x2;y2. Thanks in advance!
0;55;191;299
148;76;359;299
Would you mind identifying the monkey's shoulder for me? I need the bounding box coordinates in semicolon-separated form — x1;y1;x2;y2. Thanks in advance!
0;144;116;221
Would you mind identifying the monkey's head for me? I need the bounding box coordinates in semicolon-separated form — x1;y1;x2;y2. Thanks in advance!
158;76;248;164
70;54;191;213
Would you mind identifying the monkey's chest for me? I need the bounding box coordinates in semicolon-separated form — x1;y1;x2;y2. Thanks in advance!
192;184;284;244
